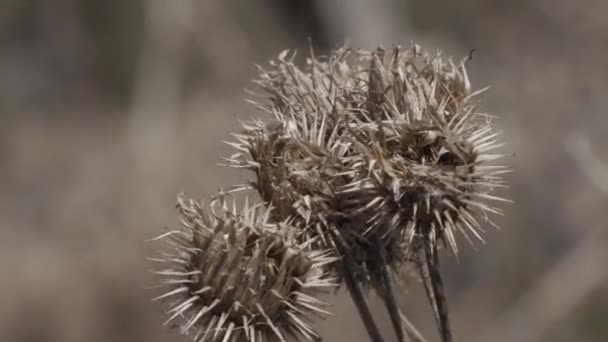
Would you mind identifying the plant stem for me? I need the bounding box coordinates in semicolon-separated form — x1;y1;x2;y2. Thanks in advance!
331;229;385;342
419;239;452;342
371;236;405;342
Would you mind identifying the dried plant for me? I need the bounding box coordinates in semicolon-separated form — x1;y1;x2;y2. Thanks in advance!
224;43;509;342
150;42;509;342
335;46;510;342
148;195;337;342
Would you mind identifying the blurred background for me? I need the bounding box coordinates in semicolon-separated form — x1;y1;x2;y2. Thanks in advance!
2;0;608;341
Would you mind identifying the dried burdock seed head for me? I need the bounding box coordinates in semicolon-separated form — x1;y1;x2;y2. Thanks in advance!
336;44;510;342
148;195;337;342
226;116;343;224
337;45;510;256
223;49;358;247
224;118;344;250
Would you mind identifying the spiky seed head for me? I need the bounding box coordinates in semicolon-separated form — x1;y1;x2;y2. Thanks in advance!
339;45;510;257
223;49;355;247
226;118;342;226
148;195;337;342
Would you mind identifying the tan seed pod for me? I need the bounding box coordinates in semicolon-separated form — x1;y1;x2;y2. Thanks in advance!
339;45;510;257
223;50;354;248
148;195;337;342
334;45;510;342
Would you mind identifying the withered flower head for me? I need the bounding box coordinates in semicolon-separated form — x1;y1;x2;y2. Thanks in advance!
148;195;337;342
339;45;510;256
223;49;355;246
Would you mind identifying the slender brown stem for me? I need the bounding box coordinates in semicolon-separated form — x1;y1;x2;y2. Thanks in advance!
330;229;385;342
420;239;452;342
417;249;439;334
371;236;429;342
371;236;405;342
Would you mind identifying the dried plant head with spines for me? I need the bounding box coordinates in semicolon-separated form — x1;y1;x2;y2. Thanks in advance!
336;45;510;342
224;48;360;248
148;194;337;342
224;114;345;248
340;45;509;255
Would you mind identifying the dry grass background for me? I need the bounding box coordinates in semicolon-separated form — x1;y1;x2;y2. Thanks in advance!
1;1;608;341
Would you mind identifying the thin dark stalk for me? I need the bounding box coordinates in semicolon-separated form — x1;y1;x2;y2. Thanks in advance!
330;229;385;342
419;239;452;342
371;236;429;342
371;236;405;342
417;249;439;335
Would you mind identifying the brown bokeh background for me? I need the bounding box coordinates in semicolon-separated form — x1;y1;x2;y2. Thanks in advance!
2;1;608;341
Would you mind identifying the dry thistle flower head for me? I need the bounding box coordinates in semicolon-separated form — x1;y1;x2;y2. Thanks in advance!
224;116;346;249
148;195;337;342
338;45;510;257
333;46;511;342
223;51;354;247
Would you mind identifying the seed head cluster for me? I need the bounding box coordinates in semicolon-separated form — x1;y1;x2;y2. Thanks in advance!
227;45;507;273
149;43;509;342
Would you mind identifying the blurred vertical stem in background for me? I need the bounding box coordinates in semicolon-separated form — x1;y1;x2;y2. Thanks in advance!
128;0;194;207
312;0;412;47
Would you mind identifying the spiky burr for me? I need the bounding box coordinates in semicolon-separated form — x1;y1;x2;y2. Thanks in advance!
224;114;345;248
339;45;509;255
148;195;337;342
337;46;510;342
